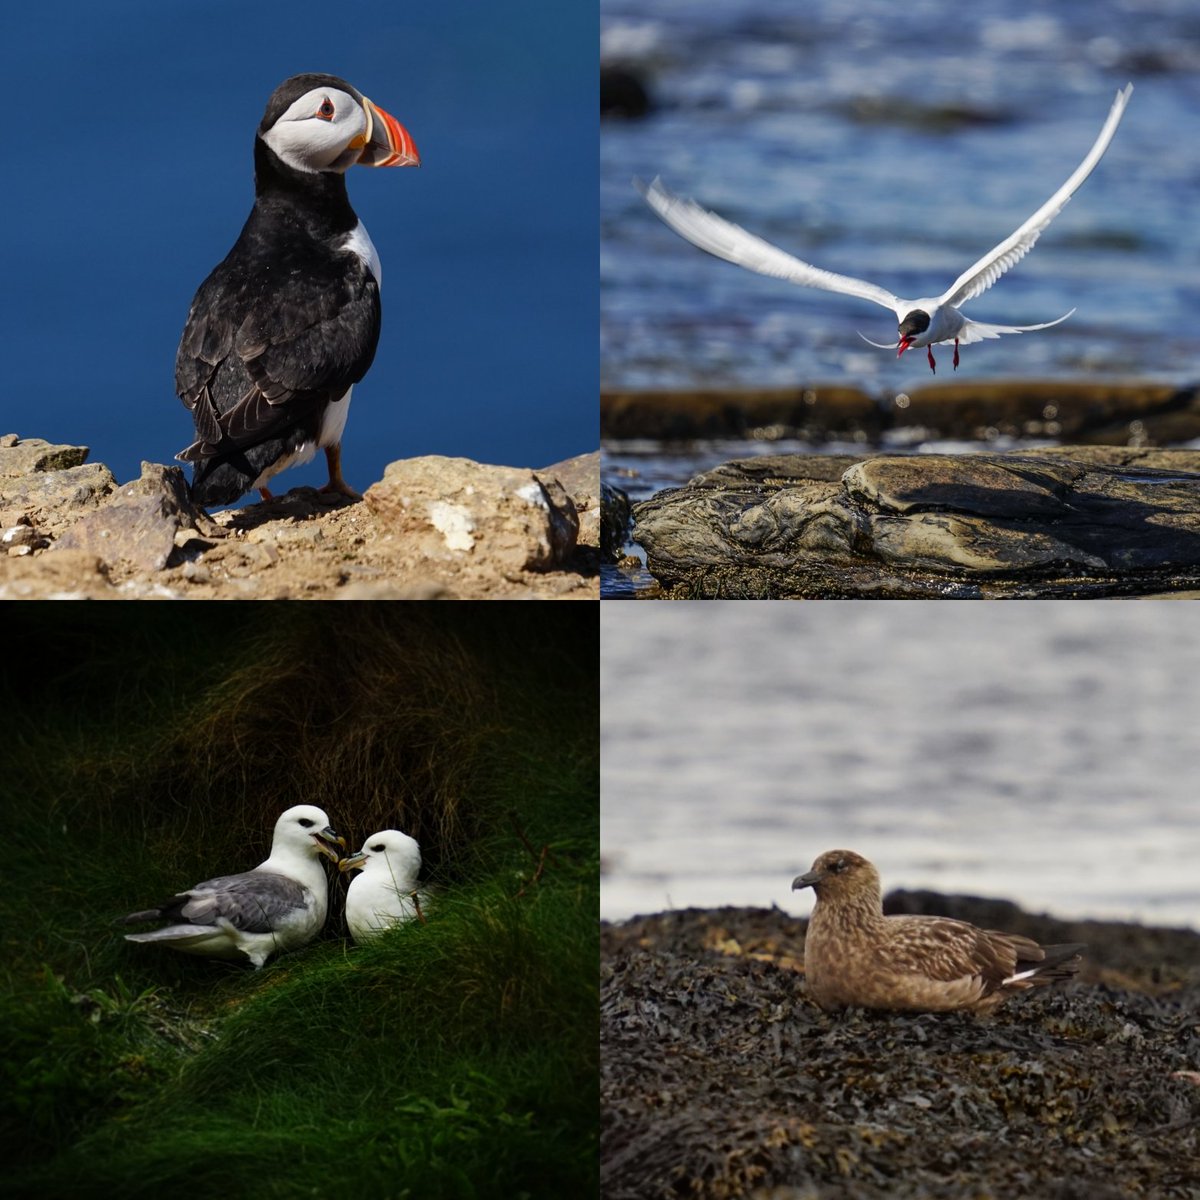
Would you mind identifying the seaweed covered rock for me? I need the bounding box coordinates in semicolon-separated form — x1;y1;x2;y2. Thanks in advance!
601;902;1200;1199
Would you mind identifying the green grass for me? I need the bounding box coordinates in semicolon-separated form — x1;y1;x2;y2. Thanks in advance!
0;606;598;1199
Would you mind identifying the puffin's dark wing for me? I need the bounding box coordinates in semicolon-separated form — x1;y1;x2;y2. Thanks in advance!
124;870;310;935
175;252;380;462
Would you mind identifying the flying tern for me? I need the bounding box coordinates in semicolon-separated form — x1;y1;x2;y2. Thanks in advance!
638;84;1132;373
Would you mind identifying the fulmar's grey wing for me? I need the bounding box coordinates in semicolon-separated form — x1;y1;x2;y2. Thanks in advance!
637;177;902;312
174;871;310;933
939;84;1132;309
123;869;309;934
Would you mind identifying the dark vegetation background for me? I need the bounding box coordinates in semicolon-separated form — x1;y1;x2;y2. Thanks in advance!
0;605;598;1198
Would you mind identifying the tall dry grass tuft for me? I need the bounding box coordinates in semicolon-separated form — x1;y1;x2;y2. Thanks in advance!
62;608;506;878
152;608;498;859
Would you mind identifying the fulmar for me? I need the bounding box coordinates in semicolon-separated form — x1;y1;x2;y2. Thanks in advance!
339;829;429;944
122;805;344;968
791;849;1085;1013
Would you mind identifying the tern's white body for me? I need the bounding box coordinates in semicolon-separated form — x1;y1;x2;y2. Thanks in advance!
640;84;1132;372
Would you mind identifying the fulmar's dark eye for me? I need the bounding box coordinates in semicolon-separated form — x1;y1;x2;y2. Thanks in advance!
298;818;315;828
316;97;335;120
370;843;386;852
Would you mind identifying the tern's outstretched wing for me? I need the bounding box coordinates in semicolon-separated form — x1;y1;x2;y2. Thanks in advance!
638;177;902;312
958;309;1076;345
940;84;1132;310
857;331;900;349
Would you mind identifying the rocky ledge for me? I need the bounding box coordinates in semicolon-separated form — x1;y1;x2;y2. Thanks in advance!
630;447;1200;598
602;899;1200;1200
0;434;599;599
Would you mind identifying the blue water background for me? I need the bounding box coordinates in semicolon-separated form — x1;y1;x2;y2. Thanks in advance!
602;603;1200;931
602;0;1200;391
1;1;596;499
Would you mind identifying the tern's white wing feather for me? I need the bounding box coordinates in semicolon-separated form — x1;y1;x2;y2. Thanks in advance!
941;85;1132;310
958;309;1076;345
857;331;899;349
638;177;902;312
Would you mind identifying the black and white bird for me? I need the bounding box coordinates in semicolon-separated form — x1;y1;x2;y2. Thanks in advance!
122;805;345;968
338;829;428;944
638;84;1132;373
175;74;420;507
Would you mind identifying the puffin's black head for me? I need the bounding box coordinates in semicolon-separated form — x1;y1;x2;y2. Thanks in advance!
897;309;930;358
257;73;420;175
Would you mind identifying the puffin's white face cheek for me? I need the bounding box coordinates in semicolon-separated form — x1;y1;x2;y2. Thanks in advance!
261;87;367;173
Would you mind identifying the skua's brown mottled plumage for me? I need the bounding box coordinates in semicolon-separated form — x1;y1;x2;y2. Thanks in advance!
791;850;1085;1014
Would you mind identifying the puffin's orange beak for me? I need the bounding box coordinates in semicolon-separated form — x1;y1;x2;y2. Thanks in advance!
354;97;420;167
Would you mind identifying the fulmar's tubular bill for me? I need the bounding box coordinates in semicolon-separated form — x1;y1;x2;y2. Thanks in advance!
122;805;345;969
791;850;1085;1014
339;829;428;944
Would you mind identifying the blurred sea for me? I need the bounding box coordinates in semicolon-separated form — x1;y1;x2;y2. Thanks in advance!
602;0;1200;392
601;603;1200;931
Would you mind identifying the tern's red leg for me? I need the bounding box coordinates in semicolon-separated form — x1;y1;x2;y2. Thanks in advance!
926;346;937;374
953;339;960;371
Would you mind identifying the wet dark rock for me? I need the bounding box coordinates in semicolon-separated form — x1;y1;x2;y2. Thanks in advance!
632;448;1200;598
602;386;884;442
601;481;632;563
601;901;1200;1200
602;381;1200;445
895;380;1197;443
601;66;652;119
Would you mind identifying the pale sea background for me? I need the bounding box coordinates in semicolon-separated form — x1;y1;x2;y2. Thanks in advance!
601;603;1200;932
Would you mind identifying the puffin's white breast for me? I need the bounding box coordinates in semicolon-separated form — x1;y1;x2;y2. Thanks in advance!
341;221;382;288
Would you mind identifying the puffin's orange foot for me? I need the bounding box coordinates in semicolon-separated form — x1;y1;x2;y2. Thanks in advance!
318;477;362;501
321;444;361;501
258;486;275;502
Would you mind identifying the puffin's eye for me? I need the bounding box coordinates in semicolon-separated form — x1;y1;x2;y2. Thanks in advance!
316;98;335;120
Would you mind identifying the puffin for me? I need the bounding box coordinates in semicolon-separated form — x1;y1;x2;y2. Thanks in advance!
175;73;419;507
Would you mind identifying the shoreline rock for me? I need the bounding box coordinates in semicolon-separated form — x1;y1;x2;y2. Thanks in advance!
0;436;599;600
630;447;1200;598
602;899;1200;1200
